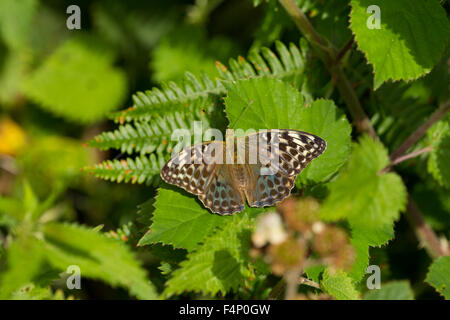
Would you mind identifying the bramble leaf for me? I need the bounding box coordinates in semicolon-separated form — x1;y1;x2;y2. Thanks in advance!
304;265;325;284
21;38;127;123
320;269;360;300
350;0;449;89
425;256;450;299
163;212;256;297
224;77;352;185
138;186;224;251
0;0;37;49
320;135;407;246
348;230;370;282
0;237;44;299
364;281;414;300
427;118;450;188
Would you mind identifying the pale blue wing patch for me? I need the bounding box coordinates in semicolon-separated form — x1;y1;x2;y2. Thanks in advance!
245;164;295;208
198;166;245;215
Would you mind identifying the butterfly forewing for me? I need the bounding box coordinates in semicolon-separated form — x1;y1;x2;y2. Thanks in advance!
160;141;221;195
238;129;326;208
250;129;327;177
160;141;245;215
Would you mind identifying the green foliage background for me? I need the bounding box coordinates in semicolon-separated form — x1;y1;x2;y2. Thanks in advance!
0;0;448;300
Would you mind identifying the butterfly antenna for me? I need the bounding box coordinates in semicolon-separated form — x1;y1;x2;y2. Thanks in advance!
113;152;124;160
230;99;254;129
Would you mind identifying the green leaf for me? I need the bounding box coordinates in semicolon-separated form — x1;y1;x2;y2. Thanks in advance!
9;284;62;300
163;212;256;297
42;222;157;299
427;118;450;188
0;195;24;226
350;0;449;89
224;77;351;184
364;281;414;300
138;186;224;251
348;230;370;282
21;38;127;123
19;136;91;196
320;135;407;246
320;269;360;300
23;180;39;217
425;256;450;299
0;0;37;49
0;237;44;299
304;264;325;284
0;50;29;106
151;27;237;83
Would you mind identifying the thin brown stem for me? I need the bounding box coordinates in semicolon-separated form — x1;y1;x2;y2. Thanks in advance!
267;275;320;300
391;146;433;166
278;0;377;139
382;146;433;173
278;0;331;60
336;36;355;62
332;65;378;139
299;276;320;289
390;101;450;161
267;278;286;300
406;196;448;258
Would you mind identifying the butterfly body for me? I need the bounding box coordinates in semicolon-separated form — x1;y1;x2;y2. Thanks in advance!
161;129;326;215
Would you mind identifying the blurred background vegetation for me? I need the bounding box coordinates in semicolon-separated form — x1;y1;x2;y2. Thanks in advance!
0;0;448;299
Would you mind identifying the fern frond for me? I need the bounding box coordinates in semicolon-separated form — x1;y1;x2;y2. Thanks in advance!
110;95;216;124
89;112;211;155
84;154;165;184
112;40;307;123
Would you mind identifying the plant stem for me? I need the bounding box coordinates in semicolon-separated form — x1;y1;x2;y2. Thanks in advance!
278;0;331;59
390;101;450;160
299;276;320;289
332;65;378;138
406;196;448;258
278;0;377;139
267;278;286;300
382;146;433;173
391;146;433;166
336;36;355;62
267;275;320;300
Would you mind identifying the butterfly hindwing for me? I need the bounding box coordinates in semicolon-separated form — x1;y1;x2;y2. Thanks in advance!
245;164;296;208
198;165;245;215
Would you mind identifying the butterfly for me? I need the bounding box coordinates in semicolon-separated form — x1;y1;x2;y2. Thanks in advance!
160;129;326;215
